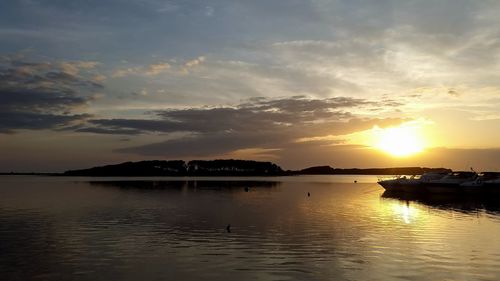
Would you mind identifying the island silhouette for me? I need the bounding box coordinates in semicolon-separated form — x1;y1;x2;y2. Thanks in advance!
58;159;451;177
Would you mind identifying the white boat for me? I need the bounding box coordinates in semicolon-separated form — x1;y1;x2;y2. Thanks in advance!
377;176;410;192
424;171;477;193
377;172;448;192
401;172;449;192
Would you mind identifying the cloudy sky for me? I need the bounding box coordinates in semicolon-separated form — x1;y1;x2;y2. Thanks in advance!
1;0;500;172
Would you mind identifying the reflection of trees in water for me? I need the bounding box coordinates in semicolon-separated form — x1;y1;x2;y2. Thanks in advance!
381;190;500;215
89;180;281;191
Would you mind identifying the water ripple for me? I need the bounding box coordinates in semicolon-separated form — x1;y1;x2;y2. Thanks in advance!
1;177;500;280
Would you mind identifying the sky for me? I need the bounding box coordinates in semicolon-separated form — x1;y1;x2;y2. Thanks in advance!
1;0;500;172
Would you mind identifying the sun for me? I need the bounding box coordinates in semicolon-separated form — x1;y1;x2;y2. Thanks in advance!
373;125;424;157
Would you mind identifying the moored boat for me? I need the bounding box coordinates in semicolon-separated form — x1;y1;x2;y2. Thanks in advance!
377;176;409;192
401;172;448;192
377;172;448;192
461;172;500;193
484;178;500;193
424;171;477;193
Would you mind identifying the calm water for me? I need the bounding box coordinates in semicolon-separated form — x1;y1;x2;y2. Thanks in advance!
1;175;500;281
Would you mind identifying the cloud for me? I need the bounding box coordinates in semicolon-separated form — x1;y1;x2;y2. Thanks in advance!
115;117;404;158
112;62;171;77
182;56;205;71
0;58;100;133
87;96;369;133
112;57;206;78
111;67;137;78
92;74;107;82
145;62;171;75
0;111;89;132
75;127;141;135
75;95;406;157
59;61;99;76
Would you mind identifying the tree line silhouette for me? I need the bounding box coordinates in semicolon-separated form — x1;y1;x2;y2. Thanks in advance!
62;160;451;177
63;160;285;176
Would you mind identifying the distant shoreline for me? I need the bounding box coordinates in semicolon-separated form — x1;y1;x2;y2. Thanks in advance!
1;160;452;177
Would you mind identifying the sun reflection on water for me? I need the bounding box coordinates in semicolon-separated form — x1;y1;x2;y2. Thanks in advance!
391;201;418;224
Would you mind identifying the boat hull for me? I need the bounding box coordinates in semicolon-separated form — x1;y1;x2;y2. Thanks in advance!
401;182;425;193
424;183;463;193
378;180;405;192
484;182;500;193
461;185;485;193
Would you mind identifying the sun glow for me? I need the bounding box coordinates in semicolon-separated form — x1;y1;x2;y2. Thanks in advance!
373;124;425;157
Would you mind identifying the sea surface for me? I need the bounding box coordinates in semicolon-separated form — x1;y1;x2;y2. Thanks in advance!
1;175;500;281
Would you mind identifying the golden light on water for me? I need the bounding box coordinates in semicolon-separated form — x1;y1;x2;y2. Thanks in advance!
391;202;419;224
372;124;425;157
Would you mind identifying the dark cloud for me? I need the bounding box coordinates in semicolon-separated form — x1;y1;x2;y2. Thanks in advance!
76;95;405;157
75;127;141;135
115;117;404;158
0;59;100;133
119;131;275;157
87;96;370;134
44;71;103;88
0;111;89;133
0;87;85;112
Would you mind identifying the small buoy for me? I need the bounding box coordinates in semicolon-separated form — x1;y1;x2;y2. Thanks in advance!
244;187;249;192
307;192;310;197
354;180;357;183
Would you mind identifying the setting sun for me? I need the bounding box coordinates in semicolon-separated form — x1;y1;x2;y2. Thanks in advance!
373;125;425;157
